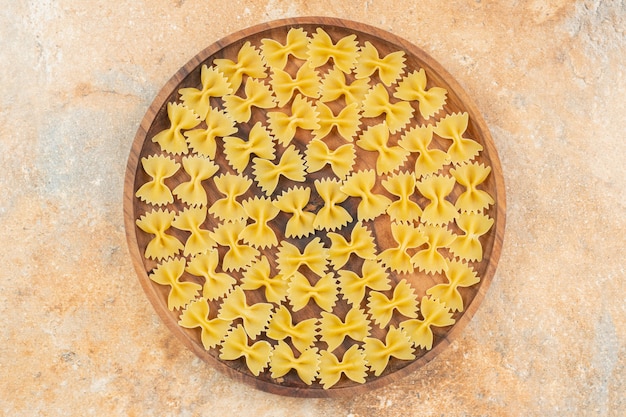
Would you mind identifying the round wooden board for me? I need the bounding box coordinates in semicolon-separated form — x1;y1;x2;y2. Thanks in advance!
124;17;505;397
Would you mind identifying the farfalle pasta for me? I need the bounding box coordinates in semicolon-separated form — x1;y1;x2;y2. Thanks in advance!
267;94;319;146
448;212;494;261
252;145;307;196
276;237;328;279
186;249;236;301
240;196;280;249
149;257;201;311
382;171;422;222
223;122;275;174
261;27;310;70
426;260;479;312
434;112;483;164
313;178;353;231
318;345;368;389
319;67;370;105
184;106;237;159
266;304;318;352
378;222;427;273
172;156;218;207
394;69;447;119
416;174;458;226
269;341;319;385
171;207;215;256
273;186;316;238
313;101;361;142
135;155;180;206
412;224;456;274
136;208;183;260
356;122;410;175
220;324;272;376
319;307;370;351
327;222;377;269
305;140;356;180
361;83;414;133
223;77;276;123
179;298;230;350
179;65;233;120
209;219;259;272
399;124;450;178
213;41;267;91
241;256;288;304
218;287;273;339
400;296;455;350
355;41;406;86
363;326;415;376
270;63;321;107
367;278;419;328
287;271;338;312
208;173;252;222
450;161;494;213
337;259;391;306
307;27;359;73
341;170;391;221
151;102;200;155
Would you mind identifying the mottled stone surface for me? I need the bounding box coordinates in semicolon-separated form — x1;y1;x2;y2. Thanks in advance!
1;1;624;416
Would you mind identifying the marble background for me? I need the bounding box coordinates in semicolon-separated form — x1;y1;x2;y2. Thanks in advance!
1;1;624;416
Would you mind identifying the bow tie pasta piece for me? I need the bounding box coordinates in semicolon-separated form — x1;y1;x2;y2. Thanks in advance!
361;84;414;134
253;145;307;196
426;260;479;312
450;162;494;213
276;237;329;279
240;197;280;249
400;296;455;350
178;298;230;350
186;250;236;301
223;78;276;123
261;27;310;70
363;326;415;377
382;171;422;222
288;271;339;312
149;257;201;311
172;156;219;207
341;170;392;222
135;155;180;206
213;41;267;92
319;307;371;352
398;125;450;179
151;102;200;155
448;212;494;261
171;207;216;256
208;173;252;222
184;107;237;159
357;123;410;175
393;69;448;120
136;208;184;260
269;340;320;385
305;140;356;181
319;67;370;105
223;122;275;174
313;178;353;231
266;304;318;352
319;345;368;389
179;65;233;120
411;224;456;274
378;222;428;274
273;186;316;238
313;102;362;142
434;112;483;164
267;94;320;146
218;287;273;339
367;279;419;328
355;41;406;86
416;174;458;226
337;259;391;306
219;325;272;377
307;27;359;74
270;63;321;107
327;222;377;270
241;256;289;304
209;220;259;272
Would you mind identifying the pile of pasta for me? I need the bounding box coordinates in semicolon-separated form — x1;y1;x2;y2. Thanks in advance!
134;27;495;389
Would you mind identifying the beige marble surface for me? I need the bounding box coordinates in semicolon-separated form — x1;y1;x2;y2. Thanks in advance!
1;0;624;415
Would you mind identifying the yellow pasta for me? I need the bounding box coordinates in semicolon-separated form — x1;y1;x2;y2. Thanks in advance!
136;208;183;260
240;197;280;249
434;112;483;164
394;69;447;119
362;326;415;377
213;41;267;91
209;220;259;272
218;287;273;339
135;155;180;206
222;77;276;123
400;296;455;350
367;279;419;328
378;222;427;274
179;65;233;120
223;122;275;174
450;162;494;213
252;145;307;196
266;304;318;352
340;169;391;222
208;173;252;222
319;67;370;105
270;63;321;107
178;298;231;350
241;256;288;304
355;41;406;86
186;249;236;301
151;102;200;155
307;27;359;73
361;83;414;133
398;125;450;178
267;94;319;146
337;259;391;306
171;207;216;256
426;260;479;312
382;171;422;222
269;340;320;385
172;156;219;207
318;345;368;389
288;271;338;312
313;102;361;142
273;186;316;238
319;307;370;352
327;222;377;269
356;123;410;175
276;237;329;279
313;178;353;231
448;212;494;261
305;139;356;180
411;224;456;274
220;325;272;376
416;174;458;226
149;257;201;311
261;27;310;70
184;106;237;159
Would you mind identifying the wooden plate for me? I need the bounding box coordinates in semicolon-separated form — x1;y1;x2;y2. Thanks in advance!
124;17;505;397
